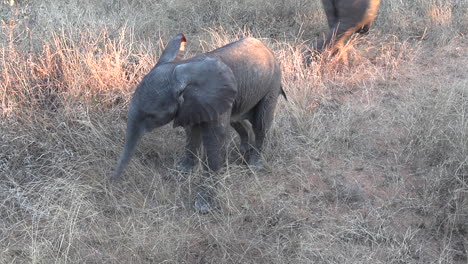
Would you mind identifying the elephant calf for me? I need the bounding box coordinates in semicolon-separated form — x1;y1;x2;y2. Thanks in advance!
112;33;285;213
306;0;381;59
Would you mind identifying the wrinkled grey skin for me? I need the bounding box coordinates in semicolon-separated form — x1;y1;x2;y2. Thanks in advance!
112;33;285;213
305;0;380;59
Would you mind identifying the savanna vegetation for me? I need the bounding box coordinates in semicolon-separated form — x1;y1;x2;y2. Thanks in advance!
1;0;467;263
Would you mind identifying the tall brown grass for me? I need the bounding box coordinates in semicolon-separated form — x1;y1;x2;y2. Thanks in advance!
1;0;467;263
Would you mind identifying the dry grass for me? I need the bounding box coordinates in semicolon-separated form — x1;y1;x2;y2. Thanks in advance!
1;0;468;263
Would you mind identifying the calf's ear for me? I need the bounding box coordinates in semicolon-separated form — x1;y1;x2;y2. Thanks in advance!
173;57;238;127
156;33;186;65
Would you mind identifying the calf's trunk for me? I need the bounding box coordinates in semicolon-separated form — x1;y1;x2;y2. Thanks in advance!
112;115;144;180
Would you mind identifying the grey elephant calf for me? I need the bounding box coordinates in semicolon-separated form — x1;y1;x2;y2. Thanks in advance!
305;0;380;60
112;33;285;213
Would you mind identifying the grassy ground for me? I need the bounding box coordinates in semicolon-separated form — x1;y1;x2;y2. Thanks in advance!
1;0;467;263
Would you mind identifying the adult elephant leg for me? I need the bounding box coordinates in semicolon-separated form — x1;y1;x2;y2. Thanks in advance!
322;0;338;29
326;23;355;56
194;119;228;213
231;120;255;161
356;23;370;34
357;0;381;35
316;0;338;51
248;93;279;169
177;125;201;174
316;26;336;51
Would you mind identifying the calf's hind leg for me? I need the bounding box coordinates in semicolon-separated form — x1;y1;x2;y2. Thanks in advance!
231;120;255;161
248;93;279;169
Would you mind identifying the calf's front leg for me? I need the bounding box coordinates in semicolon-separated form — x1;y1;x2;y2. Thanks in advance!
177;125;202;174
194;119;228;213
